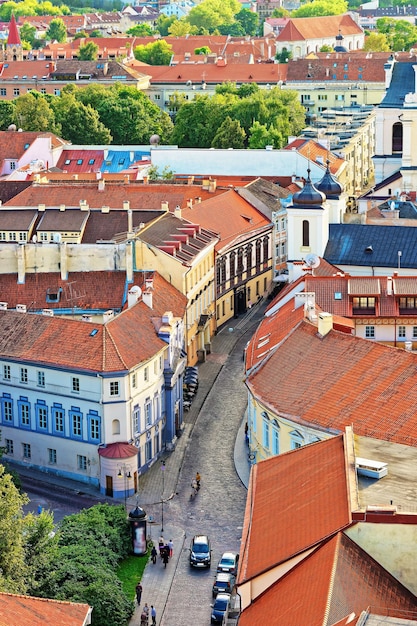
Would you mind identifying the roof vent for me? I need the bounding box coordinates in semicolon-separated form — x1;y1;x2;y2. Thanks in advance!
42;308;54;316
16;304;27;313
0;302;8;310
365;245;373;253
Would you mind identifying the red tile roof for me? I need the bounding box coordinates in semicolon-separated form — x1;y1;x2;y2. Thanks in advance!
144;62;288;85
0;271;128;311
277;14;363;42
0;272;186;372
0;131;66;164
246;317;417;447
0;592;91;625
56;150;104;174
239;532;417;625
5;181;226;210
180;188;271;252
285;138;344;175
285;52;389;83
239;435;351;583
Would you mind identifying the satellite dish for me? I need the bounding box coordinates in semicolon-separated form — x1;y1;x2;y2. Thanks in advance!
304;253;320;269
186;80;192;86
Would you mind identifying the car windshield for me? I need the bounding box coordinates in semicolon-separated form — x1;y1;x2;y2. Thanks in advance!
220;558;234;566
194;543;209;553
214;598;228;610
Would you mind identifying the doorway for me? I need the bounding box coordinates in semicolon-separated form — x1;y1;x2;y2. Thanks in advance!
105;475;113;497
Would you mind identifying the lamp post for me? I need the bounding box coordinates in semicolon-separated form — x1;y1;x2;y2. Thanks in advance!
118;465;132;511
161;460;165;532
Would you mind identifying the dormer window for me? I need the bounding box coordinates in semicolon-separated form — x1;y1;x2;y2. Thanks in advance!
46;287;62;303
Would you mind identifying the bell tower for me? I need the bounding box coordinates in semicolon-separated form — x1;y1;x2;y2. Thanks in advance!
0;14;23;62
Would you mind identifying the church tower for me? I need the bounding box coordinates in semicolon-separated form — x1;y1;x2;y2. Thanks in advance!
286;168;328;279
0;14;23;62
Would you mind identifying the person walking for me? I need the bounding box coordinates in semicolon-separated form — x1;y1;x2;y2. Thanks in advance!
135;582;142;605
168;538;174;557
150;604;156;625
162;547;169;568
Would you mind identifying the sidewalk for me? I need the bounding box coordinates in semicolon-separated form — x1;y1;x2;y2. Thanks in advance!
128;302;264;625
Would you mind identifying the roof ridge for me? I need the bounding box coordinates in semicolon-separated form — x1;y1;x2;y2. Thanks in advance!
104;323;129;370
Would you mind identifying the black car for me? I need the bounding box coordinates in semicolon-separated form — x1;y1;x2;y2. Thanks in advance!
211;592;231;623
212;572;235;597
189;534;211;568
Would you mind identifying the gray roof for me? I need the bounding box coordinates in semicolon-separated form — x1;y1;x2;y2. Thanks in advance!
324;224;417;268
380;61;416;108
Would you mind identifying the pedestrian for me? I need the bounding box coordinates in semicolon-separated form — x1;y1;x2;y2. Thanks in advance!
158;536;164;556
151;545;157;564
135;581;142;605
168;538;174;557
244;421;249;445
151;604;156;625
162;547;169;568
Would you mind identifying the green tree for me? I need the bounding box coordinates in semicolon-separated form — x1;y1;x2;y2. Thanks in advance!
0;100;15;130
24;510;59;595
126;23;153;36
187;0;241;32
235;8;259;36
319;44;333;52
19;21;37;46
133;39;173;65
14;92;61;134
73;29;88;39
194;45;212;55
292;0;347;16
46;17;67;42
376;17;417;50
36;1;69;15
168;19;198;36
248;120;283;148
156;13;176;36
89;29;101;37
271;6;290;17
275;47;292;63
51;94;111;144
77;83;173;144
78;40;99;60
363;31;390;51
211;116;246;147
0;464;29;593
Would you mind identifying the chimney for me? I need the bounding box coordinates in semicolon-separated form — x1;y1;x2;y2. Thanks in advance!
16;304;27;313
161;201;169;211
174;205;182;219
42;308;54;316
208;179;217;192
187;199;193;209
124;174;130;184
142;289;153;309
82;314;92;322
101;206;110;213
127;209;133;234
59;204;65;211
128;285;142;308
145;277;154;290
102;309;114;323
317;312;333;337
123;200;130;211
98;179;105;192
80;200;89;211
0;302;8;310
103;61;108;75
38;204;46;212
187;176;194;185
143;175;149;184
387;276;393;296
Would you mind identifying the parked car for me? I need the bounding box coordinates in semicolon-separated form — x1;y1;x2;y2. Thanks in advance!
189;534;211;568
217;551;239;575
212;572;235;597
211;592;231;623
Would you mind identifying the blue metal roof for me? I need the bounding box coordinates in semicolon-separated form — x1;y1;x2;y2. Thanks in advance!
324;224;417;268
380;61;416;108
101;150;150;173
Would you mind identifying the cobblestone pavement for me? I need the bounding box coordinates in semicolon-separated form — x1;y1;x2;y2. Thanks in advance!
129;300;267;626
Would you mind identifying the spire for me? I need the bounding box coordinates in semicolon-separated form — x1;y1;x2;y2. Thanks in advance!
7;14;21;46
292;167;326;208
316;159;343;199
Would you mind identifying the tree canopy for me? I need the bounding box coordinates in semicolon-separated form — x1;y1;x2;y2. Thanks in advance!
375;17;417;50
292;0;347;16
171;85;305;148
133;39;173;65
187;0;241;32
78;40;99;60
46;17;67;42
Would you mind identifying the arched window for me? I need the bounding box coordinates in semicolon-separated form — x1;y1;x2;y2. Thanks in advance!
302;220;310;247
392;122;403;153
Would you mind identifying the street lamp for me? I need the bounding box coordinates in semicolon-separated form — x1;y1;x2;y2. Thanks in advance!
118;465;132;511
161;460;165;532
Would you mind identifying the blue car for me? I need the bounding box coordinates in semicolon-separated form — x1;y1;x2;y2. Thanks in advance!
211;592;231;624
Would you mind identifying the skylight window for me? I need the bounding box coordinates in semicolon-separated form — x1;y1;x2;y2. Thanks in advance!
77;159;83;165
88;159;95;165
90;329;99;337
334;292;342;300
64;159;71;165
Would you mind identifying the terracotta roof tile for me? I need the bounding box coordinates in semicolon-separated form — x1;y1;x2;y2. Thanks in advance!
285;52;389;83
239;532;417;625
239;436;351;583
0;272;186;372
0;592;90;626
277;14;363;42
180;189;271;252
56;150;104;173
247;318;417;447
0;271;128;311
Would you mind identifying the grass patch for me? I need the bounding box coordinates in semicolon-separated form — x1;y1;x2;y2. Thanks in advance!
117;553;148;600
